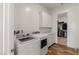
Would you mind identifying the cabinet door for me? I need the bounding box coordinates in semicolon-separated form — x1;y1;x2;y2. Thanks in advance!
17;39;40;55
47;14;52;27
40;11;52;27
47;34;56;47
42;11;48;27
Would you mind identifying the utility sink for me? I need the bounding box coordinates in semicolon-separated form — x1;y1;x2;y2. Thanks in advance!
19;37;35;42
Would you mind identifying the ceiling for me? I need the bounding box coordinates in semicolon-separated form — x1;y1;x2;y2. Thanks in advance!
39;3;62;9
39;3;79;9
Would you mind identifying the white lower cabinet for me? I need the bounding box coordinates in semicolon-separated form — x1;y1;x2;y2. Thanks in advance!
16;39;40;55
47;34;56;47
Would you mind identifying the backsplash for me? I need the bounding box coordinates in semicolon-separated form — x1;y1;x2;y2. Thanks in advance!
39;27;52;33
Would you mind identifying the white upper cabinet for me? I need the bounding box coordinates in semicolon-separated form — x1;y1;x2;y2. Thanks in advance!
40;11;52;27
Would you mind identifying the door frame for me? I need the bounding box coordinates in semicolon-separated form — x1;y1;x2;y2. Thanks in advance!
56;10;69;46
3;3;14;55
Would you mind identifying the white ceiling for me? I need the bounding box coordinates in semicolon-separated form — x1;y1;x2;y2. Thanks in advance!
39;3;79;9
39;3;61;9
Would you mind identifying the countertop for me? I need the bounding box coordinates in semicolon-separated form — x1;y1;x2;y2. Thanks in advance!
32;32;54;39
15;32;56;46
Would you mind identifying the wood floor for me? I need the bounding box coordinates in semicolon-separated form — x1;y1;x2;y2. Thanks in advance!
48;44;79;55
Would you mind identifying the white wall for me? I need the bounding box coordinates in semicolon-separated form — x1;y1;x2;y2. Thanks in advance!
57;12;67;22
14;3;48;33
0;3;3;55
51;4;79;49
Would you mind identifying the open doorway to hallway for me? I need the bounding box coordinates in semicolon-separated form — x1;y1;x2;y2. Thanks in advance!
57;12;67;46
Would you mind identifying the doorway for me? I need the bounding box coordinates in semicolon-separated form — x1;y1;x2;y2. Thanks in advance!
57;12;67;46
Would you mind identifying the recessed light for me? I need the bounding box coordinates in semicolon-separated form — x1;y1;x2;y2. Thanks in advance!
25;7;31;12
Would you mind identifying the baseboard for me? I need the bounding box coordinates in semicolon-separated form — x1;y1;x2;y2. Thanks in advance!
52;43;56;45
48;43;56;48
